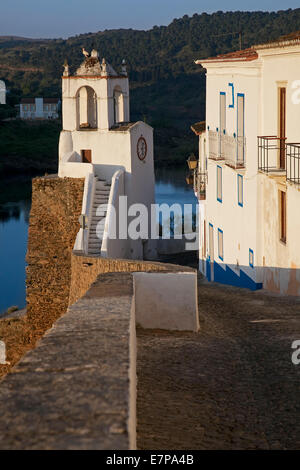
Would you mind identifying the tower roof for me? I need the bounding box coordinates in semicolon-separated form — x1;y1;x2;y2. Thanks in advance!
75;51;119;77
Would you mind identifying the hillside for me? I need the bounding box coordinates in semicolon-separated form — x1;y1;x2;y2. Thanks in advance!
1;9;300;167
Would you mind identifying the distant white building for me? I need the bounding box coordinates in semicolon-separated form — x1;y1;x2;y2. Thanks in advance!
20;97;60;119
0;80;6;105
193;32;300;295
58;50;156;260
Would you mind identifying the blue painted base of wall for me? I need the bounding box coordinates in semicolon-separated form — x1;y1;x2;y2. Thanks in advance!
205;259;262;291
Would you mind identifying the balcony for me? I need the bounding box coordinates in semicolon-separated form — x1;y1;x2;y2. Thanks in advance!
208;130;246;168
223;134;246;169
286;143;300;185
258;136;286;173
208;130;224;161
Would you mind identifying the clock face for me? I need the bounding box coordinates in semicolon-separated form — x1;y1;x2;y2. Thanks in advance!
137;136;147;161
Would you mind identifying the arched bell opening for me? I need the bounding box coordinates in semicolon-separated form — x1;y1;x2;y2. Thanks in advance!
76;86;98;130
113;86;125;124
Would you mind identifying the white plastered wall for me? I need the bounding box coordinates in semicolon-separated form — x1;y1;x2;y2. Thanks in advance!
202;63;261;282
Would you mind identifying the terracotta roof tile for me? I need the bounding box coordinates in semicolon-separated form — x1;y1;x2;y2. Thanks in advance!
20;98;35;104
196;48;258;64
110;122;136;132
254;30;300;49
43;98;59;103
191;121;206;135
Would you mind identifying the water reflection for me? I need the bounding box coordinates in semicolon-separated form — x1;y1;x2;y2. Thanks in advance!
155;166;197;213
0;181;32;316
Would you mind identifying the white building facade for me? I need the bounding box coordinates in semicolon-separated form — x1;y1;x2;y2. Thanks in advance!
20;97;60;119
0;80;6;104
194;33;300;295
58;51;156;261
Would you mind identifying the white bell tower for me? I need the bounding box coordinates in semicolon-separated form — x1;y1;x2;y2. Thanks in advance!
58;49;157;261
60;51;129;133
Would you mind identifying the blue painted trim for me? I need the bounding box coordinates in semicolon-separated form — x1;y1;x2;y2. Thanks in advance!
217;165;222;203
237;93;245;164
206;258;211;282
228;83;234;108
249;249;254;268
205;258;262;291
218;228;224;261
219;92;226;135
237;174;243;207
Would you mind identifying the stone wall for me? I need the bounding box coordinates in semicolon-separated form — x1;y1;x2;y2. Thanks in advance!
26;176;194;333
0;273;136;450
26;176;84;333
69;253;195;306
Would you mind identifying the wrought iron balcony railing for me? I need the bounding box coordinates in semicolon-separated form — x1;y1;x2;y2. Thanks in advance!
258;136;286;173
286;143;300;185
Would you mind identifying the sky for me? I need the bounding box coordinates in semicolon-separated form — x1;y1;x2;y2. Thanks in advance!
0;0;299;39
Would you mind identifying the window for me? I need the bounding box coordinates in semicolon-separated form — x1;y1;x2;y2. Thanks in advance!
237;174;243;206
279;190;286;243
219;92;226;134
81;149;92;163
218;229;224;261
217;165;222;202
237;94;245;165
228;83;234;108
249;249;254;268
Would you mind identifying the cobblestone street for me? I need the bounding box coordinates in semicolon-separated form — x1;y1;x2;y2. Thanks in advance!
137;278;300;449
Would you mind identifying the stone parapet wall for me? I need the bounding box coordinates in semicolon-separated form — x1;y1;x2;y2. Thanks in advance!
26;176;84;333
0;273;136;450
69;253;195;306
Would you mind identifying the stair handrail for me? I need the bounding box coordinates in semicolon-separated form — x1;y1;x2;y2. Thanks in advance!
101;169;125;258
73;171;96;253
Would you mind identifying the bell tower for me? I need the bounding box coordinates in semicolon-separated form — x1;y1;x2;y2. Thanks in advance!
61;50;129;133
58;49;156;261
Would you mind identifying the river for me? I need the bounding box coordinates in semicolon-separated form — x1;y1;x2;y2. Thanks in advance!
0;167;197;315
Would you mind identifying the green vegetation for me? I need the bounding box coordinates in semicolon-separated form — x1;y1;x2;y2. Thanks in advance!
0;9;300;169
0;120;59;177
0;104;17;121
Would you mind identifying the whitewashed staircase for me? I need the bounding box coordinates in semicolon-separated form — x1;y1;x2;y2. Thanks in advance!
87;177;111;255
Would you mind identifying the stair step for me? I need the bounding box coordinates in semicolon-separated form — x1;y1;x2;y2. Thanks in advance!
90;233;104;238
90;219;105;224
